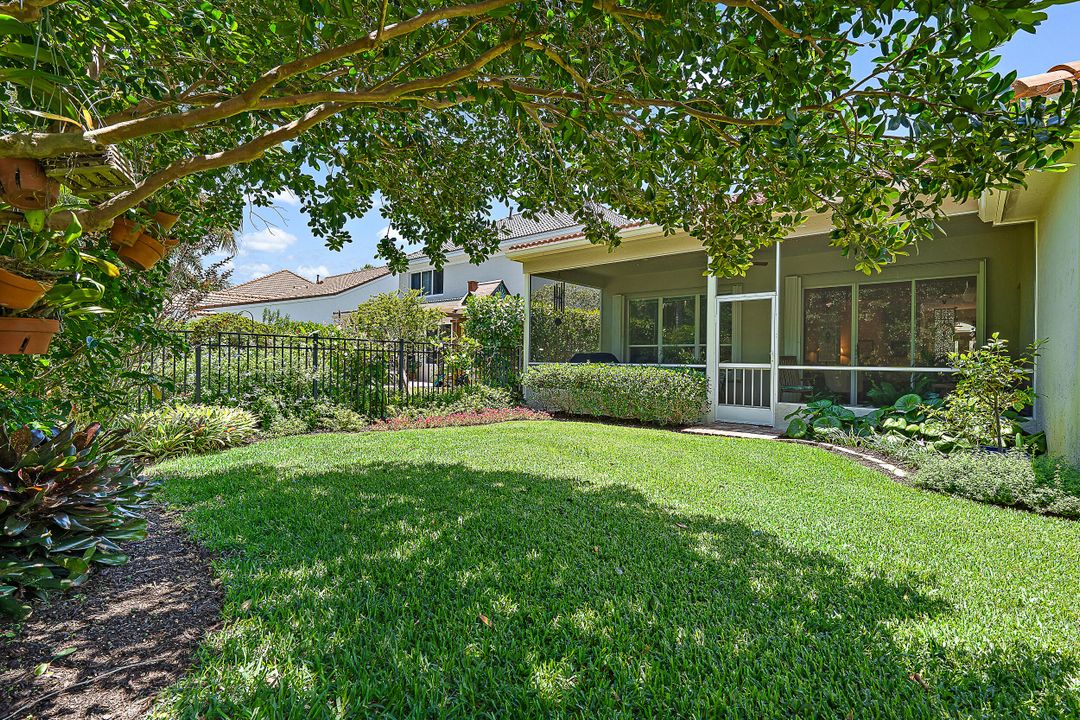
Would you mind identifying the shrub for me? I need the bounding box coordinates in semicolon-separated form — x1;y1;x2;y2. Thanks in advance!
1;423;159;618
117;404;259;460
914;450;1080;518
393;384;515;420
341;290;443;342
937;333;1042;450
523;364;708;426
268;415;310;438
464;294;524;352
312;402;368;432
369;407;550;432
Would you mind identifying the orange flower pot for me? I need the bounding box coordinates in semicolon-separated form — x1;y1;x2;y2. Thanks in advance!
0;317;59;355
109;217;143;247
0;267;51;310
116;232;177;270
0;158;60;210
153;211;180;232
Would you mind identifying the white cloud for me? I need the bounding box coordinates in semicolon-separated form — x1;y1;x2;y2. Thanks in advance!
378;224;402;242
238;226;297;253
296;264;330;280
269;188;301;206
237;262;272;280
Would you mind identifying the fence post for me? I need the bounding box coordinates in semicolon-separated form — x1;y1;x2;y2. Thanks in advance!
194;344;202;404
397;338;406;393
311;331;320;401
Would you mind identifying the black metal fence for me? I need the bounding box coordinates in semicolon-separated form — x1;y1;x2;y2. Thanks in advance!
135;330;522;418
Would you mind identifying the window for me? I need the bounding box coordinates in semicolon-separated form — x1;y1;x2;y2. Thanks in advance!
802;274;978;368
627;294;706;365
915;276;978;365
858;281;912;366
410;269;444;296
803;286;852;366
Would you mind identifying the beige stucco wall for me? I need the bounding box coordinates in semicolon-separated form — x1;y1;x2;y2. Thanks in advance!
543;215;1035;365
1034;165;1080;462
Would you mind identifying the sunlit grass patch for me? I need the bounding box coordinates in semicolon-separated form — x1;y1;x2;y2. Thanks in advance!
152;422;1080;719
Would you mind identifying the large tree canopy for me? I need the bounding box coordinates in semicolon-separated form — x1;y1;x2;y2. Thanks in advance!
2;0;1078;276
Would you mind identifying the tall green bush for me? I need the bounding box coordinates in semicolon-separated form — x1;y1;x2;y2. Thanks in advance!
937;333;1042;449
523;364;708;426
464;294;523;352
342;291;443;342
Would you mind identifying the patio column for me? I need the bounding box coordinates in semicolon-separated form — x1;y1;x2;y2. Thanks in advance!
705;262;718;423
522;271;532;368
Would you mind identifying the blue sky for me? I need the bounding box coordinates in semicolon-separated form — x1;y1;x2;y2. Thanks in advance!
224;5;1080;283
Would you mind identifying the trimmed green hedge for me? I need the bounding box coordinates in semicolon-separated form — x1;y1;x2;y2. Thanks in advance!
523;363;708;426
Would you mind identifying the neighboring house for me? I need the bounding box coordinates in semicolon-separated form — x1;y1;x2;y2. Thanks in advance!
507;63;1080;463
194;266;397;323
195;208;626;325
420;279;511;336
400;207;634;319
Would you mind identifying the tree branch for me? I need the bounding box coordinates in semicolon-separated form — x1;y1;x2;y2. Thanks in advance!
0;0;64;21
77;103;347;232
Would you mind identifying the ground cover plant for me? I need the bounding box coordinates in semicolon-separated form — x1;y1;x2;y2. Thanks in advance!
152;422;1079;718
117;404;259;461
914;449;1080;519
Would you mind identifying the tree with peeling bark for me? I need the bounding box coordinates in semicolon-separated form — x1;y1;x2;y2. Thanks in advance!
1;0;1078;282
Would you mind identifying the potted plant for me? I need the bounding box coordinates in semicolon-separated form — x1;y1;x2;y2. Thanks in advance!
0;257;58;310
111;208;180;270
0;158;60;211
0;216;114;355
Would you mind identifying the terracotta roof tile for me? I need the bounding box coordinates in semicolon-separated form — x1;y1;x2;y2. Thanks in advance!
1013;61;1080;99
506;221;649;252
406;206;637;261
197;266;390;310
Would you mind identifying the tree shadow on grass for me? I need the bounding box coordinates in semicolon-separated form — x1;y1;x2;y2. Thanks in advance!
158;459;1080;719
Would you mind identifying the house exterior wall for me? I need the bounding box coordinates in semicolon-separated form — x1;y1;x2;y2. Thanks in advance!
1034;163;1080;462
399;252;525;303
198;273;398;324
516;211;1041;431
573;215;1034;369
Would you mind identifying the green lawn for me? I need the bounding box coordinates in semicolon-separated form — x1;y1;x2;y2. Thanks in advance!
151;421;1080;719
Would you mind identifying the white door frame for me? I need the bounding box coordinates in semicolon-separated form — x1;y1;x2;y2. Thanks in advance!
715;291;778;425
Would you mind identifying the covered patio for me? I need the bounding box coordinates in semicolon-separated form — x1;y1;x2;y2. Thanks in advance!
509;207;1037;427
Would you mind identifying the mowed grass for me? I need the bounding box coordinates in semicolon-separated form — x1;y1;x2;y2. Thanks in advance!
151;421;1080;719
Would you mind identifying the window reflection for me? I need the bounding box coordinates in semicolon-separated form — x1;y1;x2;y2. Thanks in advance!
858;281;911;366
915;276;978;366
803;286;851;365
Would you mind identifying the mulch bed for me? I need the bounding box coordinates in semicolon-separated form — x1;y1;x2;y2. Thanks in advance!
0;507;222;720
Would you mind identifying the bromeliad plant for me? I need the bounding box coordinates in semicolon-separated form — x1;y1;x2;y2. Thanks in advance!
0;422;158;619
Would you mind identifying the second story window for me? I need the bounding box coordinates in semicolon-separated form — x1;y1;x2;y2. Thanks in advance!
410;269;444;296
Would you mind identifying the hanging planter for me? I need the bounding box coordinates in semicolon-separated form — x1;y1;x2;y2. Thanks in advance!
153;210;180;232
0;158;60;211
0;317;60;355
116;232;178;271
41;147;136;203
109;217;142;247
0;267;52;310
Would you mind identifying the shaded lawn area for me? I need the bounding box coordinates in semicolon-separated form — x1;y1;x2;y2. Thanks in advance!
151;421;1080;719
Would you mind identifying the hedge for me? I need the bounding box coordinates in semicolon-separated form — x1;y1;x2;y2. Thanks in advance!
523;363;708;426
